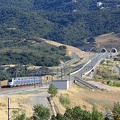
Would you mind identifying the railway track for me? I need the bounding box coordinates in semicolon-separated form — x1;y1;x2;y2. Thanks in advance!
0;84;48;95
74;76;105;90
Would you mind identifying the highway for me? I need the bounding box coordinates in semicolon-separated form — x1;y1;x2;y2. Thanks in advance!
70;53;107;80
68;53;112;90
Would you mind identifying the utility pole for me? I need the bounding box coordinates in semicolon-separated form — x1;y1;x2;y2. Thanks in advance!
8;98;21;120
69;72;71;81
57;68;59;80
118;67;120;75
0;80;1;89
34;66;36;88
89;50;90;60
24;65;27;76
69;66;71;81
63;66;65;77
61;67;63;80
8;98;10;120
15;66;18;78
52;69;54;81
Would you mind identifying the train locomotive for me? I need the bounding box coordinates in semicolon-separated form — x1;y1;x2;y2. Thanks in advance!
7;76;42;87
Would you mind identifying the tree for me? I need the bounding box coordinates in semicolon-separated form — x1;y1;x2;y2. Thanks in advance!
55;113;64;120
104;117;110;120
113;102;120;114
87;37;95;43
51;115;57;120
50;105;104;120
32;104;50;120
82;110;92;120
116;115;120;120
72;106;83;120
92;105;103;120
64;108;74;120
48;84;58;97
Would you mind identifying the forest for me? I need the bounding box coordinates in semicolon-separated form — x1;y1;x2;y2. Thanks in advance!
0;0;120;46
0;38;70;66
0;0;120;67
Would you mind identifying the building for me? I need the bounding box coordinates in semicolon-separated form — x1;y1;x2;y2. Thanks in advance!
97;2;103;7
49;80;69;90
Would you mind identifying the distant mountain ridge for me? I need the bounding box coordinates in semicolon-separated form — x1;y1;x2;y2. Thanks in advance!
0;0;120;47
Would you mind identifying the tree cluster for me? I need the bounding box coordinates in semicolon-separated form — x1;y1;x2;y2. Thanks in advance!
11;101;120;120
0;43;70;67
51;106;103;120
0;0;120;47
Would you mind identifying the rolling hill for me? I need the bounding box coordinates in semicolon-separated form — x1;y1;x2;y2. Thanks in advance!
0;0;120;47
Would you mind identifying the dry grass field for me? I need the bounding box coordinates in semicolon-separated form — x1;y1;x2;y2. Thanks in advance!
0;94;34;120
53;83;120;114
0;83;120;119
0;82;37;120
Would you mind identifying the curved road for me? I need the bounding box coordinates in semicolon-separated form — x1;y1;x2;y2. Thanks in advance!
67;53;113;90
69;53;107;81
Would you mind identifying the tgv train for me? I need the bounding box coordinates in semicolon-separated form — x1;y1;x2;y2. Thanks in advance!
7;76;42;87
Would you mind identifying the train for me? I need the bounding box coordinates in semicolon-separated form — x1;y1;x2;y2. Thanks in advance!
7;76;42;87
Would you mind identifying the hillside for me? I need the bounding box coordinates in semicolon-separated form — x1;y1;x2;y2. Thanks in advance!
52;49;120;116
0;82;120;120
0;34;120;119
0;0;120;47
95;32;120;51
53;83;120;114
0;37;89;80
0;38;71;67
39;37;88;58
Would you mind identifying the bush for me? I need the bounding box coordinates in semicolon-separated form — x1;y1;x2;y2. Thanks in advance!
107;80;111;85
107;80;120;87
48;84;58;97
33;104;50;120
59;95;70;108
94;75;102;79
100;60;105;65
113;81;120;87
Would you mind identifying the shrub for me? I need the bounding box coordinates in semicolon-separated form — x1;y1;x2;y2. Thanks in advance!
59;95;70;108
48;84;58;97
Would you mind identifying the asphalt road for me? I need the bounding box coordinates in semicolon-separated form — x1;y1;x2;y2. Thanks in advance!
70;53;107;81
68;52;114;91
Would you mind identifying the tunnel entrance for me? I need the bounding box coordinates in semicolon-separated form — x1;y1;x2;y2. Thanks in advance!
101;48;107;53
